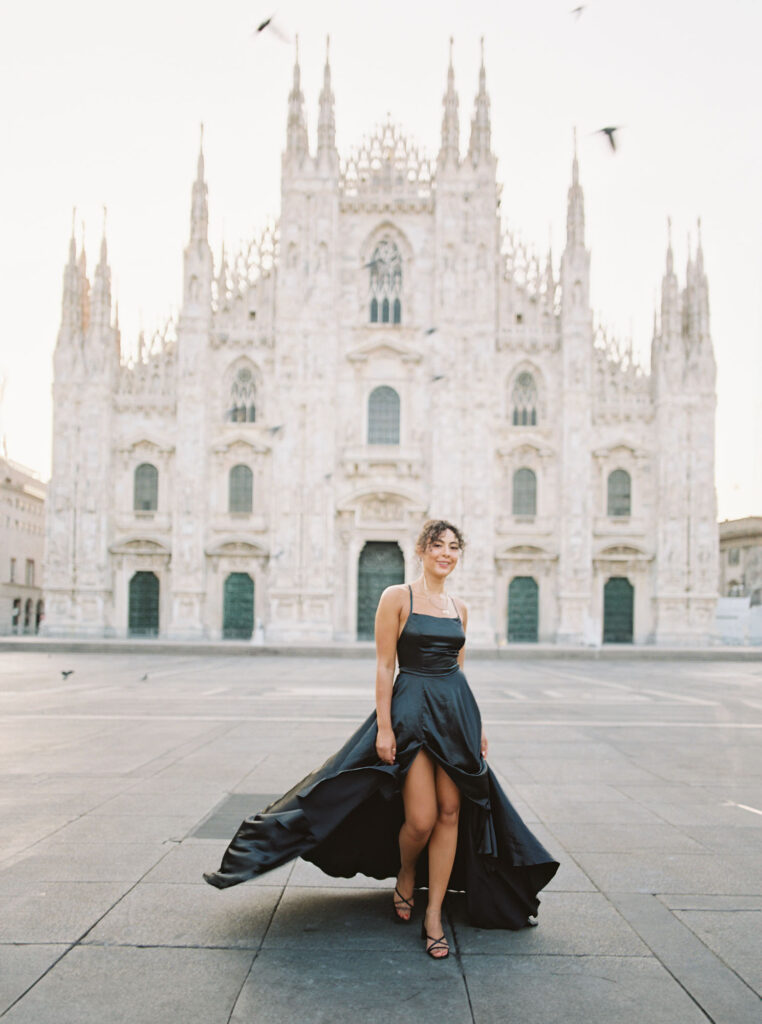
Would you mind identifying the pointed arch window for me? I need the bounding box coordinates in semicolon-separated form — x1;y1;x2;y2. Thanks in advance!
368;240;402;324
134;463;158;511
368;386;400;445
227;367;256;423
511;372;537;426
512;468;537;516
607;469;631;517
229;464;253;514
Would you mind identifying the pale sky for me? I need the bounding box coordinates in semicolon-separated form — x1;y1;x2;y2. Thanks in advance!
1;0;760;519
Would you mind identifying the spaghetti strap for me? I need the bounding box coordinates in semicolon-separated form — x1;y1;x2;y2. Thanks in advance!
408;583;413;614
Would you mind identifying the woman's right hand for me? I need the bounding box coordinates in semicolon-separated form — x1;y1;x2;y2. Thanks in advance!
376;726;397;765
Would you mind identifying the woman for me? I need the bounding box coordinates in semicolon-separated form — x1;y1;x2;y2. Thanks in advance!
204;519;559;957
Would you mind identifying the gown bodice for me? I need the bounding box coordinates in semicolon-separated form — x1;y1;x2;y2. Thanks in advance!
396;586;465;675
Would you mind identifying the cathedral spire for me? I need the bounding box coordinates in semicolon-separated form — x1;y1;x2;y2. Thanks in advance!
68;206;77;266
216;238;228;309
468;37;491;167
317;35;337;167
544;244;555;307
695;217;709;341
190;124;209;243
58;208;83;341
286;36;309;164
78;220;90;334
90;205;112;332
438;37;459;169
660;216;680;345
565;128;585;250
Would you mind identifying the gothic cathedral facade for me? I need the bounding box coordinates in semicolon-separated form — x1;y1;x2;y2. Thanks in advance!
43;43;719;645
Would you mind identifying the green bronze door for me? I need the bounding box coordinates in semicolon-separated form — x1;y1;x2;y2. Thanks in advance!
357;542;404;640
507;576;539;642
223;573;254;640
603;576;634;643
128;571;159;636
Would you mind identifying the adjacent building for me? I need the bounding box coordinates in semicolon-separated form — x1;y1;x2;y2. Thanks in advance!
719;517;762;602
1;455;46;634
43;41;719;644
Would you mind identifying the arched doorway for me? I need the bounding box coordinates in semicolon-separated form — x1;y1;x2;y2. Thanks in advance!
507;576;539;642
128;571;160;636
35;600;44;634
223;573;254;640
357;542;404;640
603;577;634;643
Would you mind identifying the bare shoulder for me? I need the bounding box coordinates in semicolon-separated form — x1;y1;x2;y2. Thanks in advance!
378;584;409;612
451;594;468;621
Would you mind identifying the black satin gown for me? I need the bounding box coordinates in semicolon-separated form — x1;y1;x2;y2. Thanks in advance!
203;589;559;928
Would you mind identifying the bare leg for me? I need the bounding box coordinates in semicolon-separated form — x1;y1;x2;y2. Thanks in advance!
423;765;460;955
395;750;437;920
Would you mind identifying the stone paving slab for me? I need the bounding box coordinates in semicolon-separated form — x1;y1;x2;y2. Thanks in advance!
230;949;471;1024
451;892;649;957
48;813;197;845
83;881;282;949
547;822;705;853
463;955;710;1024
0;946;256;1024
261;886;433;950
574;850;762;894
610;892;762;1024
658;892;762;910
0;881;130;943
0;841;168;887
0;945;69;1015
672;908;762;995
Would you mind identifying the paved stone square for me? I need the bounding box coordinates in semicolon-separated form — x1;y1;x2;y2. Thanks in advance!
0;651;760;1023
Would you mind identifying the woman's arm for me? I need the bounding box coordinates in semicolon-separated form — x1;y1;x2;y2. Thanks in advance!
456;598;468;670
374;586;403;764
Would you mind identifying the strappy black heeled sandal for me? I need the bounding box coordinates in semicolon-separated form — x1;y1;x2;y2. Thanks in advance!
392;885;415;923
420;921;449;959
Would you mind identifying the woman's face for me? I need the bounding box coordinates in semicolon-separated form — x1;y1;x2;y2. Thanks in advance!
419;529;461;580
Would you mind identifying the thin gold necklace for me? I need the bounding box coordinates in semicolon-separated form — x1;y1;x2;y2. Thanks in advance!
422;572;449;613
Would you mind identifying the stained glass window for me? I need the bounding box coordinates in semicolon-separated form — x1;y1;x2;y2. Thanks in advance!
368;240;402;324
227;367;256;423
368;386;400;444
134;463;158;511
511;372;537;426
512;468;537;516
229;464;253;513
607;469;631;517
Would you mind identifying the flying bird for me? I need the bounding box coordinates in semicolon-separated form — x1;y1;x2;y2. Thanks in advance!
254;15;292;44
140;673;148;681
597;126;621;152
571;5;586;18
424;327;438;335
61;670;74;679
431;375;447;382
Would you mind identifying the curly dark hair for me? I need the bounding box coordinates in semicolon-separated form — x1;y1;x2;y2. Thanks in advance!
415;519;466;554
